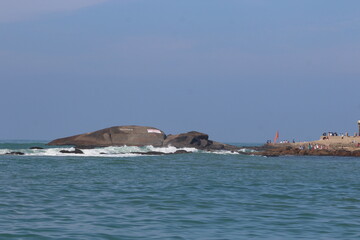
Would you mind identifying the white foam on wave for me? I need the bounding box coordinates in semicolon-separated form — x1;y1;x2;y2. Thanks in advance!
206;150;240;155
147;145;198;154
0;145;198;157
0;149;11;155
238;148;256;153
203;148;256;155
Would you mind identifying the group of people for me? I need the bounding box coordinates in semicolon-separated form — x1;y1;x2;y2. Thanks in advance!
323;132;339;137
299;143;328;150
323;132;359;137
266;140;295;144
322;132;354;140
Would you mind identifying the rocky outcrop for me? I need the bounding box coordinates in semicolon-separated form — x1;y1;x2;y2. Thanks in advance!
163;131;210;148
48;125;239;152
163;131;239;151
249;144;360;157
48;126;166;148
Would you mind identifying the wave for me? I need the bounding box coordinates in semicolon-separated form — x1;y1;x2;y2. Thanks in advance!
238;148;257;153
0;145;200;157
0;145;253;157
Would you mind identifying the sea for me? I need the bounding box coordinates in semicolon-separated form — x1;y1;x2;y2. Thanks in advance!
1;141;360;240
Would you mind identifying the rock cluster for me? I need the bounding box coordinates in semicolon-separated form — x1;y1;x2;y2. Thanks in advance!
249;145;360;157
48;125;238;152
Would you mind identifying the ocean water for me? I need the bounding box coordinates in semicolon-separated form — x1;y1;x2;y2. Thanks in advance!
1;141;360;239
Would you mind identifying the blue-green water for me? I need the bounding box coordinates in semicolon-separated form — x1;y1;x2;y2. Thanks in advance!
1;142;360;239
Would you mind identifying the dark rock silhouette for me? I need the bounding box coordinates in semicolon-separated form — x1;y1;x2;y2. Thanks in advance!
6;152;25;155
173;150;190;154
30;147;44;150
59;148;84;154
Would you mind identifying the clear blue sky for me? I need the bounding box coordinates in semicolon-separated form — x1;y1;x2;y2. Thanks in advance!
1;0;360;142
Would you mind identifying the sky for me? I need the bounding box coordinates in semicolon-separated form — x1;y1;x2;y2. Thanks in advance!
1;0;360;142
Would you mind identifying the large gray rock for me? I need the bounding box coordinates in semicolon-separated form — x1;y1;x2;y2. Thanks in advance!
48;125;240;152
48;126;166;147
163;131;211;149
163;131;239;151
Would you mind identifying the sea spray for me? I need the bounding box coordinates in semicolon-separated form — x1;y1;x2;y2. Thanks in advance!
0;144;202;157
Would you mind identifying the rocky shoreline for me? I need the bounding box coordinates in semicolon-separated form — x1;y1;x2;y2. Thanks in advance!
243;141;360;157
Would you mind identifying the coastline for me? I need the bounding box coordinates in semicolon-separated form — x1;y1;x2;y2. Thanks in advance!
247;135;360;157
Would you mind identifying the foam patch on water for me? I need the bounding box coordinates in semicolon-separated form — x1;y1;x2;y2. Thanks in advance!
0;145;199;157
238;148;257;153
0;149;11;155
206;150;240;155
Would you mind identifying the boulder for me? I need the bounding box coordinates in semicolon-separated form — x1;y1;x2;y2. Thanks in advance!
30;146;44;150
163;131;239;151
48;126;166;148
60;148;84;154
173;150;190;154
6;151;25;155
163;131;210;149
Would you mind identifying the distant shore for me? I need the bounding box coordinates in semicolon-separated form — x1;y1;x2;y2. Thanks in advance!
248;136;360;157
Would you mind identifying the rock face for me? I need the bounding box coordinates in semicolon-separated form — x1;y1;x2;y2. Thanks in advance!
48;126;166;148
163;131;210;149
48;125;239;152
163;131;238;151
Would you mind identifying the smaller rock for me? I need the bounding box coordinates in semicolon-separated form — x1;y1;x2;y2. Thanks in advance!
163;131;209;149
173;150;190;154
30;147;44;150
173;150;189;154
60;148;84;154
6;152;25;155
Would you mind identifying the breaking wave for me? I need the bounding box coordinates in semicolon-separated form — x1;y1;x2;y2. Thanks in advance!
0;142;255;157
238;148;257;153
0;145;200;157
